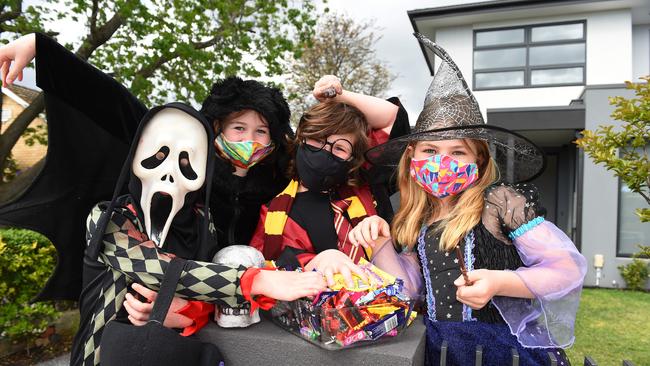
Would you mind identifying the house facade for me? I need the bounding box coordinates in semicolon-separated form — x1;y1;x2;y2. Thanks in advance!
1;84;47;174
409;0;650;289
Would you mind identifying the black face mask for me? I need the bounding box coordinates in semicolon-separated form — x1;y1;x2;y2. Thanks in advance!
295;144;350;192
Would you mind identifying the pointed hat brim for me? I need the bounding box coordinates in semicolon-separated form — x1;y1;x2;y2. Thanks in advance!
365;124;546;183
363;34;546;183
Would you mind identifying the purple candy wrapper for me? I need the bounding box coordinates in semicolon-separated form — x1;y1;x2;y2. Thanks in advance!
364;310;406;340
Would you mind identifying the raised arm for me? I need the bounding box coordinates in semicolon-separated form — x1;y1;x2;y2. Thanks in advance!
35;33;146;141
312;75;398;132
0;33;146;142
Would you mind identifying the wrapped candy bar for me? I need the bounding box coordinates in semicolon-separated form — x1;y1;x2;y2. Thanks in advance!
266;261;420;350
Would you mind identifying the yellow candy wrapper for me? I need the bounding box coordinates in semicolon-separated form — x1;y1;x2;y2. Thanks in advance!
328;258;397;291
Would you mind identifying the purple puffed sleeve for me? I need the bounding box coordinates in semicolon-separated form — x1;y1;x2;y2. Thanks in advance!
491;220;587;348
371;239;423;299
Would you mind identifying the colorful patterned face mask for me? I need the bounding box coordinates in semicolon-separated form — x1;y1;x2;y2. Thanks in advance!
215;134;275;169
410;154;479;198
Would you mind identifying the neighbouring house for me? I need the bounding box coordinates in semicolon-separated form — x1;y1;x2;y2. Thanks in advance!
408;0;650;289
1;84;47;175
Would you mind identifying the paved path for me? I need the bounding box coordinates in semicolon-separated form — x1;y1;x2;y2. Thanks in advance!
35;353;70;366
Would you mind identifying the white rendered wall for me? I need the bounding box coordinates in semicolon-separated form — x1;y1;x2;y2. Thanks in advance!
580;86;648;288
434;9;634;116
632;24;650;79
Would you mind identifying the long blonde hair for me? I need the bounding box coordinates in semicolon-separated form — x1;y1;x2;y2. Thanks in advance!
391;139;498;251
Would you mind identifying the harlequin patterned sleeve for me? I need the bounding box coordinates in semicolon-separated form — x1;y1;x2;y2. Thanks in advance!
95;205;246;308
76;205;247;366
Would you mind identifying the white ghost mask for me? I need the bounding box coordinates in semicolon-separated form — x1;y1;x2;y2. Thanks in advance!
132;108;208;246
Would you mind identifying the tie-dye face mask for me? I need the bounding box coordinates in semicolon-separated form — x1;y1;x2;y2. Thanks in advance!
215;134;275;169
410;154;479;198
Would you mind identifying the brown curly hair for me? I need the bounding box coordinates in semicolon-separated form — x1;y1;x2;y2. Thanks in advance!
287;101;369;186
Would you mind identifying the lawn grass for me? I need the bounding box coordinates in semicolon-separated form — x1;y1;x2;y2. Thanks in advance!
565;288;650;365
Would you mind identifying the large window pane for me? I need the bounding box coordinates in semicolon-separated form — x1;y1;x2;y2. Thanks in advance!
476;28;524;47
529;44;585;66
532;23;583;42
618;183;650;256
531;67;583;85
475;71;524;89
474;48;526;69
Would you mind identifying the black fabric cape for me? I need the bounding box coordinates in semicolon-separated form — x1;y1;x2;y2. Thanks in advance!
0;33;147;301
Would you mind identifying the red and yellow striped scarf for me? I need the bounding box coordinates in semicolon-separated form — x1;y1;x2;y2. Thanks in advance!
262;179;376;262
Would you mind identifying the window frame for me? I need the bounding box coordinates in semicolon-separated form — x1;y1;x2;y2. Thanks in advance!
472;20;587;91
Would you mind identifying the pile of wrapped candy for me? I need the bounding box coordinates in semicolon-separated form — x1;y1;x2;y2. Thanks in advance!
268;259;417;349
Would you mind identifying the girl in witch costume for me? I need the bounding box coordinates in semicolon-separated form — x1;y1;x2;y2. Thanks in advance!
347;35;586;366
73;102;326;366
249;76;410;284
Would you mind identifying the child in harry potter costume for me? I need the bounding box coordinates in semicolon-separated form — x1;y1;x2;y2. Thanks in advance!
249;75;410;284
346;35;587;366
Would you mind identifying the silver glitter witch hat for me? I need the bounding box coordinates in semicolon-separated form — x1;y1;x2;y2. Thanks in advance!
365;33;545;183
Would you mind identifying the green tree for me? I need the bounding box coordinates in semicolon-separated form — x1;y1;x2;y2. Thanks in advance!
0;0;52;39
576;76;650;222
0;0;320;201
285;12;395;125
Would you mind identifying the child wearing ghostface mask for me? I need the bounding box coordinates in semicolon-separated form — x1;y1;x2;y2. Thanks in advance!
249;75;410;286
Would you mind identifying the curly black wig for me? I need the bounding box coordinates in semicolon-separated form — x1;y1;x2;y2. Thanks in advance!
200;77;293;146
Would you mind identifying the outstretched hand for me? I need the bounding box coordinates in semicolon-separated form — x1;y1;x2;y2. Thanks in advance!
348;215;390;250
0;34;36;87
304;249;368;288
123;283;193;329
251;270;327;301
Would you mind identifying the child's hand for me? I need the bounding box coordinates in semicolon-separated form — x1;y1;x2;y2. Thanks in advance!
348;215;390;249
304;249;368;288
453;269;500;310
123;283;193;328
312;75;343;101
0;33;35;87
252;270;327;301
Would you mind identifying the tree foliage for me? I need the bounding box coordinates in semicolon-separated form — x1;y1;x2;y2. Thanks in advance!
0;0;320;200
82;0;320;104
0;228;58;343
576;76;650;222
0;0;52;40
285;12;395;125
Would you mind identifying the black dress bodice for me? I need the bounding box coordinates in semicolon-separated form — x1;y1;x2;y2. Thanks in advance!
421;183;543;324
422;221;523;324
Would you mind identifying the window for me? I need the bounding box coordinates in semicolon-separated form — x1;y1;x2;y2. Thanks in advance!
473;21;586;90
617;182;650;257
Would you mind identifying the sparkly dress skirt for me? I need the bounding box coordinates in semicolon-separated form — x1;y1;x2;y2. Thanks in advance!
424;318;571;366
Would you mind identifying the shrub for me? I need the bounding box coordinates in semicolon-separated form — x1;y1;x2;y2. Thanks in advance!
0;228;59;343
618;247;650;291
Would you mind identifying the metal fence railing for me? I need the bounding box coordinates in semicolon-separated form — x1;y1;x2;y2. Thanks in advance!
437;341;637;366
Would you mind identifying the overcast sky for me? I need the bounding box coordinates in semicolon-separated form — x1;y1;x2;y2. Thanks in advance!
14;0;485;122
